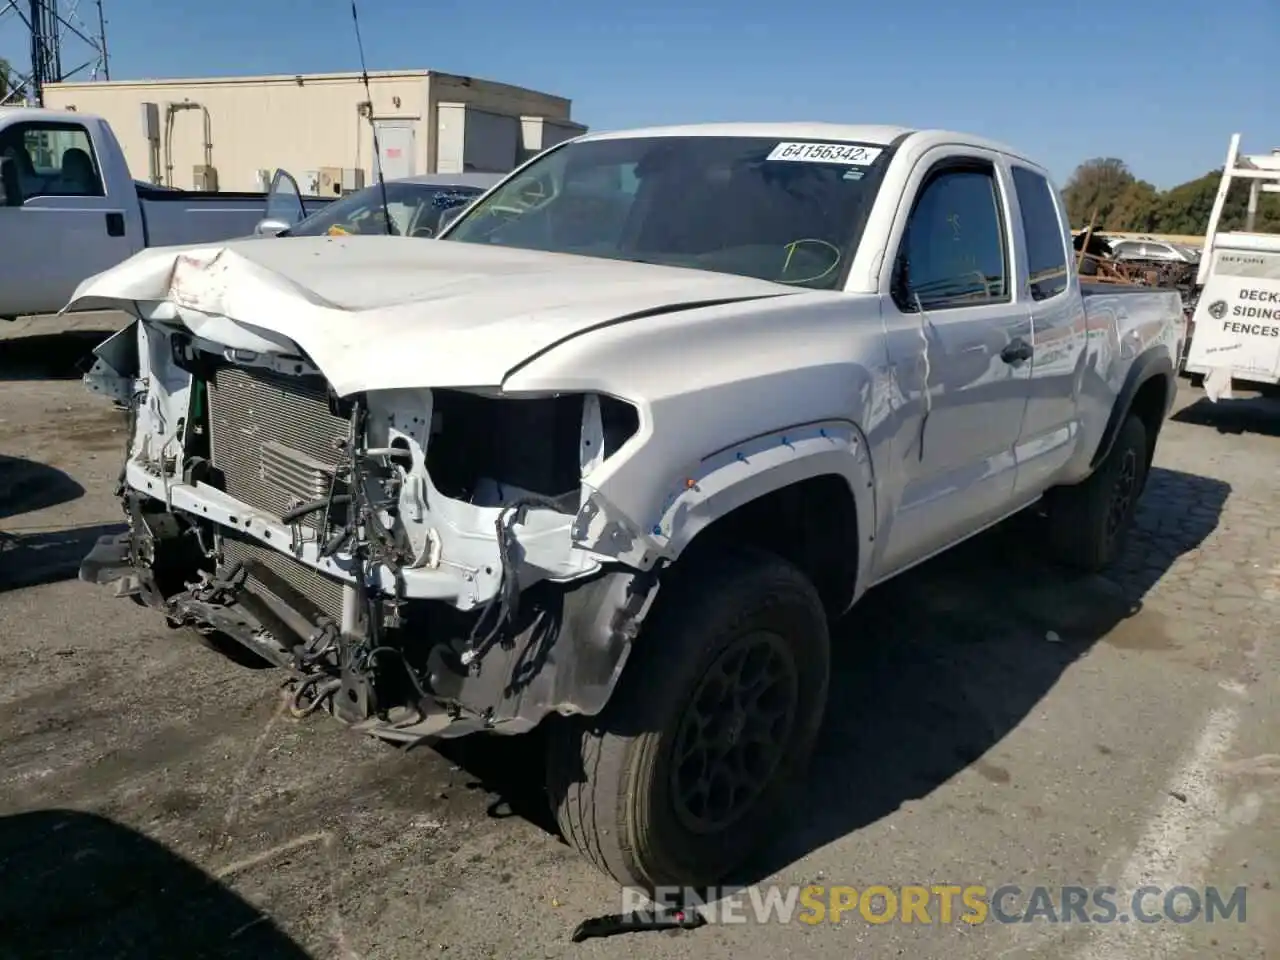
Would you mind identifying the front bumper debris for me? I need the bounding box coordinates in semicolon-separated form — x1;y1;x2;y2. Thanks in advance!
83;510;659;745
78;532;134;586
83;318;662;746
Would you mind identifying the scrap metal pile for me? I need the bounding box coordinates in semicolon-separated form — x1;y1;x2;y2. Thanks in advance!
1073;228;1199;314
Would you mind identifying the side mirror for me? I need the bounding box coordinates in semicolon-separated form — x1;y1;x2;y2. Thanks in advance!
254;217;291;236
0;158;22;207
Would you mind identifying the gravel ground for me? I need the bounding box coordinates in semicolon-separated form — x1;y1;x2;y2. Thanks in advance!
0;314;1276;960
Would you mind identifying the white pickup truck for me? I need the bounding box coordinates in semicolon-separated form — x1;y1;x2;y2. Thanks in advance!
0;108;329;319
70;122;1182;891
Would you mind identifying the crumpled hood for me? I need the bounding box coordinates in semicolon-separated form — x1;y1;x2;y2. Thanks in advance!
65;235;796;396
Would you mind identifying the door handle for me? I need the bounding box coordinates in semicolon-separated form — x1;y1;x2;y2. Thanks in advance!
1000;338;1033;365
105;212;125;237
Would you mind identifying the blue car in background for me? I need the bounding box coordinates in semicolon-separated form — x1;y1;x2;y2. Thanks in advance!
256;170;502;239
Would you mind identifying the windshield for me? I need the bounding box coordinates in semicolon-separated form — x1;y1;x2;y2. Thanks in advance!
290;181;486;238
444;135;890;289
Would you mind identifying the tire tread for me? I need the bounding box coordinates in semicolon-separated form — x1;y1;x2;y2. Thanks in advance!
546;544;829;889
1047;414;1148;572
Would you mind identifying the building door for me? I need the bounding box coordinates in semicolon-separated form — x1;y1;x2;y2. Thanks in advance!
373;121;415;181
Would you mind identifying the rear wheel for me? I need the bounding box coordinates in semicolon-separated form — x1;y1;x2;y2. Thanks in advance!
545;544;830;890
1045;414;1148;572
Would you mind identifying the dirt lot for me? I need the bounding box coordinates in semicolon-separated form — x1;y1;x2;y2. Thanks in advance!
1;315;1277;960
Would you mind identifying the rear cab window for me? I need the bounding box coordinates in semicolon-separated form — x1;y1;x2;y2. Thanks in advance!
1009;165;1070;301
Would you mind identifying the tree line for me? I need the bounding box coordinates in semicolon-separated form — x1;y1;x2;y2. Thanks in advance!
1063;156;1280;237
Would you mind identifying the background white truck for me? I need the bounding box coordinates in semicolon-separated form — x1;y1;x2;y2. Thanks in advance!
0;108;330;320
1183;133;1280;398
72;122;1183;891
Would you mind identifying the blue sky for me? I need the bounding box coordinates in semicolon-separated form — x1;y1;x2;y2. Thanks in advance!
3;0;1277;187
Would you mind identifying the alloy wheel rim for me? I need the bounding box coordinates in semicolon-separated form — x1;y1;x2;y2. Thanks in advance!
669;631;799;835
1106;448;1139;541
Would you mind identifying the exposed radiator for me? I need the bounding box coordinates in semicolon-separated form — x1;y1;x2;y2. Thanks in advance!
221;528;345;623
206;364;351;624
206;364;349;519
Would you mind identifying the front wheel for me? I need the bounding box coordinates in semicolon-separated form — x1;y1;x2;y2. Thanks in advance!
545;544;830;891
1045;413;1149;572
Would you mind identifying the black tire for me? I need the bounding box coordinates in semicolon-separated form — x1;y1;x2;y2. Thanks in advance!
1046;414;1148;572
1188;372;1205;388
545;544;830;891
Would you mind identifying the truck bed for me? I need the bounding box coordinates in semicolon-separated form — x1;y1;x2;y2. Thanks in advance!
135;184;332;205
136;186;331;247
1080;280;1170;295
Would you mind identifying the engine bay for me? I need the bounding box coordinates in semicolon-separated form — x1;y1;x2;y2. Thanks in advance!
82;319;657;743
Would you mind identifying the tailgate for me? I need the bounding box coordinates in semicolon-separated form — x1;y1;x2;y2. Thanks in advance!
1185;245;1280;381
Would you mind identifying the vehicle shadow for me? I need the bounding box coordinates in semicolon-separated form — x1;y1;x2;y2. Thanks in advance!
460;466;1231;888
737;464;1230;884
1172;393;1280;437
0;522;125;593
0;454;86;520
0;328;117;381
0;809;313;959
431;725;560;834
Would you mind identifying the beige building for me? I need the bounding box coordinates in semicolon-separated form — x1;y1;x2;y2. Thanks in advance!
42;69;586;192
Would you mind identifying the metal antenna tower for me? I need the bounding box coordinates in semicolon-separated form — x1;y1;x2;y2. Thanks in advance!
0;0;109;106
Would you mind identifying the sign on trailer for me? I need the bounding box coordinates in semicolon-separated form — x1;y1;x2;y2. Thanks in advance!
1185;248;1280;383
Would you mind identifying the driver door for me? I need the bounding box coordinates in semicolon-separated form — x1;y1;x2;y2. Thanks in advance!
873;151;1033;578
258;170;308;234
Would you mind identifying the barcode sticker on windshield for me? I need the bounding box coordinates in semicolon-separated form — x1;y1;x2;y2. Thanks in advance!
767;142;883;166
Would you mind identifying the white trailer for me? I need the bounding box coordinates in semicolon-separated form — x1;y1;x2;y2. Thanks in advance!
1183;133;1280;400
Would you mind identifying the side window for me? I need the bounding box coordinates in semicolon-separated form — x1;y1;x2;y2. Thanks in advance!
1010;165;1069;301
895;163;1009;312
0;122;105;201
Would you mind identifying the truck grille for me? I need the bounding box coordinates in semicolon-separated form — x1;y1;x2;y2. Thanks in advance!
206;364;350;624
206;365;349;520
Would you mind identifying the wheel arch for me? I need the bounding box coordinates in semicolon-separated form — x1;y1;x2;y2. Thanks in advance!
1090;348;1174;477
656;422;876;618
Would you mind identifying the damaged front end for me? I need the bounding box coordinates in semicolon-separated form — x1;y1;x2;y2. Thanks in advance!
81;315;661;742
